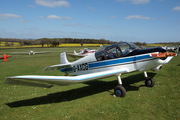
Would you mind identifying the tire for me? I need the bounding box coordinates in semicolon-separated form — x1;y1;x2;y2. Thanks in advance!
145;77;155;87
114;85;126;97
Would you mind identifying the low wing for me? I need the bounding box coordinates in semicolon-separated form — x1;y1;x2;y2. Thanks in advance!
0;55;13;59
34;51;51;54
6;55;13;58
11;52;29;55
4;69;128;88
43;63;72;71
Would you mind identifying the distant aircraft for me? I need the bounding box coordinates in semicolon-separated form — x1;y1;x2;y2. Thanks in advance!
140;45;146;49
161;46;177;52
4;42;176;97
0;54;13;61
11;50;51;55
68;48;96;57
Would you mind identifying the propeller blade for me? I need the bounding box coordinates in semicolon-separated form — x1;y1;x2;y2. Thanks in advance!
151;52;177;58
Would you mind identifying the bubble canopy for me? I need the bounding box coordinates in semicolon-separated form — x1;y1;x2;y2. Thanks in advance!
95;42;139;61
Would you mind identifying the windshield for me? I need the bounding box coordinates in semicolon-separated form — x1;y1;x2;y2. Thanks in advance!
95;47;106;61
95;42;138;61
105;44;117;59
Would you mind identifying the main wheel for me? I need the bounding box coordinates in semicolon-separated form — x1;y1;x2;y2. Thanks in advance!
114;85;126;97
145;77;155;87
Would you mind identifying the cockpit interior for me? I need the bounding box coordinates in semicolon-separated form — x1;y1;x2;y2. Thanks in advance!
95;42;139;61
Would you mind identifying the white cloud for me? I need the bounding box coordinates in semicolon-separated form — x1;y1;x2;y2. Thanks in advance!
40;15;73;20
173;6;180;11
117;0;150;4
63;23;82;26
0;13;22;20
35;0;70;7
46;15;63;19
125;15;150;19
20;19;32;23
39;16;44;19
132;0;150;4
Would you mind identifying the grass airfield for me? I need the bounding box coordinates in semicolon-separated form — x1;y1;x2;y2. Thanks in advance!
0;47;180;120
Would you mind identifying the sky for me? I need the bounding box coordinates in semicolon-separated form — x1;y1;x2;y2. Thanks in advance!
0;0;180;43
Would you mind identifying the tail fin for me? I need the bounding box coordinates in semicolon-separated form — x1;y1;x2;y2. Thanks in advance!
60;52;70;64
73;50;77;55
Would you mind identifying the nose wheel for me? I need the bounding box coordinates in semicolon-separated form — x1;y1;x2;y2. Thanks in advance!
145;77;155;87
144;71;155;87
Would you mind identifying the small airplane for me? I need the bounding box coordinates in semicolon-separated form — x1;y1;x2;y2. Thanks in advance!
11;50;51;55
68;48;96;57
0;55;13;59
161;46;177;52
4;42;176;97
140;45;146;49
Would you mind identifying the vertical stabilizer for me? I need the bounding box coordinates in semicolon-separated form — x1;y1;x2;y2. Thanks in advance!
60;52;70;64
73;50;77;55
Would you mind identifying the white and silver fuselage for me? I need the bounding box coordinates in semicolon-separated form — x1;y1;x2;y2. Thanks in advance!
60;52;171;76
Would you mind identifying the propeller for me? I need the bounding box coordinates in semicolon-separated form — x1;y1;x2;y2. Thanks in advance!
151;52;177;58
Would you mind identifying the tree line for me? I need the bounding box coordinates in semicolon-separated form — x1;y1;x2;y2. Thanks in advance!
1;37;179;47
0;38;117;47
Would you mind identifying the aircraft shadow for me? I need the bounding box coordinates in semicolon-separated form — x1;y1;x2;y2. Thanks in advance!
6;72;156;108
177;64;180;66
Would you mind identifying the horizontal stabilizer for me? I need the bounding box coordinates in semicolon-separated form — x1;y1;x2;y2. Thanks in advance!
4;69;128;87
43;63;72;71
67;54;84;58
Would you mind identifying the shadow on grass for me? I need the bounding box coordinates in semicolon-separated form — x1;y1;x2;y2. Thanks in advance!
6;72;156;108
177;64;180;66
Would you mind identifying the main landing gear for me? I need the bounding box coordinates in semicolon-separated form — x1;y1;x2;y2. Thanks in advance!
114;74;126;97
114;71;155;97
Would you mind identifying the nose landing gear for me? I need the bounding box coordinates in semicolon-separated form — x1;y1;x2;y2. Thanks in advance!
144;71;155;87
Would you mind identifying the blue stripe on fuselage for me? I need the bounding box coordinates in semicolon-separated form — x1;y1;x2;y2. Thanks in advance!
60;54;152;72
89;54;152;69
89;57;135;69
135;54;151;61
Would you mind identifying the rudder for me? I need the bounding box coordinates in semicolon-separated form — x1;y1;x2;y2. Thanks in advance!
60;52;70;64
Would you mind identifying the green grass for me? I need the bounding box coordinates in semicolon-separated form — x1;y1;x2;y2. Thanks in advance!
0;47;180;120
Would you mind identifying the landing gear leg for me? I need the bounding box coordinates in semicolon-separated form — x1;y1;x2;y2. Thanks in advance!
65;72;69;76
114;74;126;97
144;71;155;87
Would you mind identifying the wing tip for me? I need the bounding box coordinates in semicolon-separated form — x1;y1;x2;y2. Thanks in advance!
4;77;54;88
